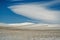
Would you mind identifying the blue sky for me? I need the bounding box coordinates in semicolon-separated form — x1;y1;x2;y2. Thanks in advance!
0;0;38;23
0;0;60;24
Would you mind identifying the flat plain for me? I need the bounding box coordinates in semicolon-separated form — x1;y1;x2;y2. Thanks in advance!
0;28;60;40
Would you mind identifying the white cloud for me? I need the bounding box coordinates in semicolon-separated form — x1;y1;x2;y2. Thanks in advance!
8;2;60;23
8;22;34;26
0;22;34;26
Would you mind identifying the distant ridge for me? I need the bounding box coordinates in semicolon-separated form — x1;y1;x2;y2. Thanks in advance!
0;22;60;30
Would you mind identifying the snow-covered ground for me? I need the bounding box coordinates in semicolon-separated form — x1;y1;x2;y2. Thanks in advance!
0;29;60;40
0;23;60;40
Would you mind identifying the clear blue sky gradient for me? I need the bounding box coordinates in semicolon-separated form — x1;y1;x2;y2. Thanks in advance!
0;0;60;23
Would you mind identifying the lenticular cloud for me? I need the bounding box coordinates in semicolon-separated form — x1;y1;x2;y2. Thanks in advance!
8;1;60;24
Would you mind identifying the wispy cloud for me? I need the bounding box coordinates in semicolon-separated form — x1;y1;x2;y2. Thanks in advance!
0;22;34;27
8;22;34;26
8;1;60;24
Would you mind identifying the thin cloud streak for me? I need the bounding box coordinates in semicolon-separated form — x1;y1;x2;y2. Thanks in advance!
0;22;34;27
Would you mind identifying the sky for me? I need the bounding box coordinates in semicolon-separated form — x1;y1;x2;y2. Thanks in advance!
0;0;60;24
